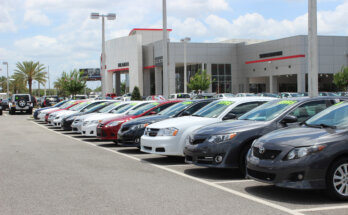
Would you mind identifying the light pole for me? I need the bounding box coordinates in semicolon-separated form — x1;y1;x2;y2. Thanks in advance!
180;37;190;93
162;0;169;98
308;0;318;97
268;61;273;93
2;62;9;98
90;12;116;99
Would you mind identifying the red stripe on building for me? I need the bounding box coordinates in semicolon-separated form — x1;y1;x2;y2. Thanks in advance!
144;65;156;69
108;68;129;72
245;54;306;64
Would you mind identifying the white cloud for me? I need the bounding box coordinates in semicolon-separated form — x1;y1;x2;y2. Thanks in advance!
169;17;208;37
24;10;51;26
167;0;230;17
0;6;16;32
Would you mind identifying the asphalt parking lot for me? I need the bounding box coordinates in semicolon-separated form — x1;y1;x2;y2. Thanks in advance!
1;112;348;215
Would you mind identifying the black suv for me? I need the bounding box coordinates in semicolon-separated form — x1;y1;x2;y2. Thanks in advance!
9;94;34;114
41;96;59;107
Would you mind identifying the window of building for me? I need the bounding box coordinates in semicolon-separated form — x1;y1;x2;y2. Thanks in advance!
211;64;232;93
175;63;207;93
259;51;283;59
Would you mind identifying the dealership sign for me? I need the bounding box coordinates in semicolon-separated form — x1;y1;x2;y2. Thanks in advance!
79;68;101;81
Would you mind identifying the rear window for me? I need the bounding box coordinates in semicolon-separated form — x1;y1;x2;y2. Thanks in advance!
14;95;30;101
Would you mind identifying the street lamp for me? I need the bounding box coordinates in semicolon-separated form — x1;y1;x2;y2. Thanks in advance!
180;37;190;93
2;62;9;98
90;12;116;99
268;61;273;93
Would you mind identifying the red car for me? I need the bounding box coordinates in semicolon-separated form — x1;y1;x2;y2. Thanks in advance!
97;100;180;142
45;100;85;123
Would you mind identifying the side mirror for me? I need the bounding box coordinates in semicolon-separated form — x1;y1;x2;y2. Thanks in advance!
281;115;298;124
223;113;237;120
181;110;191;116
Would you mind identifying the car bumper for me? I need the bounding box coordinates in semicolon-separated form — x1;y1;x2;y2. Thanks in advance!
96;126;117;140
52;119;63;127
184;140;239;168
140;135;183;156
246;152;327;190
62;120;73;130
117;129;145;147
81;124;98;136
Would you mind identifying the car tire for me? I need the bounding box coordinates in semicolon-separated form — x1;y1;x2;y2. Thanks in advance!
0;110;2;115
326;157;348;200
27;108;32;114
113;140;118;146
239;142;253;177
9;108;15;115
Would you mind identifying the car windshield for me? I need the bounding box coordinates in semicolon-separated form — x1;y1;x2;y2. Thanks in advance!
80;102;103;113
192;100;234;118
60;101;75;109
290;93;301;97
85;102;110;113
306;102;348;129
127;102;160;115
54;101;67;107
97;102;121;113
158;101;193;116
69;102;91;111
14;95;30;101
176;94;190;98
239;100;298;121
111;103;142;114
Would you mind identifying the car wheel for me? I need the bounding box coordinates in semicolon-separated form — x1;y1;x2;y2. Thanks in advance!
0;110;2;115
326;158;348;200
9;108;15;115
113;140;118;146
27;108;32;114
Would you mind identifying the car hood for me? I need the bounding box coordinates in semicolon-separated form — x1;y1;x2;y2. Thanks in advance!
194;120;268;136
147;116;219;129
122;115;169;126
56;110;76;117
101;115;136;125
258;126;345;147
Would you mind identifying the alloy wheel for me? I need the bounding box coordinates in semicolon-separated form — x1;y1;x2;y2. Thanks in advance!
333;163;348;197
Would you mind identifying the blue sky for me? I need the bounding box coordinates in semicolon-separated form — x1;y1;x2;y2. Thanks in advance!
0;0;347;90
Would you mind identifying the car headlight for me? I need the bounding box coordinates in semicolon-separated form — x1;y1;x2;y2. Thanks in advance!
207;133;237;144
105;121;124;127
131;123;149;130
55;116;60;119
284;145;326;160
157;127;179;136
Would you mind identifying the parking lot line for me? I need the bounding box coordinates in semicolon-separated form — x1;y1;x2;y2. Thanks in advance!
31;120;304;215
295;205;348;212
213;180;254;184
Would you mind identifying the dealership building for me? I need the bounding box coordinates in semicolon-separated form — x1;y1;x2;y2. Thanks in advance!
103;28;348;96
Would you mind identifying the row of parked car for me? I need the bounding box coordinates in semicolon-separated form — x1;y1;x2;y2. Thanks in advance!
33;95;348;200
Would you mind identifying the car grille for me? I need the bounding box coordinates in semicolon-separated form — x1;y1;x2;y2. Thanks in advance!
146;128;159;137
252;147;281;160
190;138;206;145
247;168;275;181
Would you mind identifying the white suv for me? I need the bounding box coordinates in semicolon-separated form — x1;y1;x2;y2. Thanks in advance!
9;94;34;114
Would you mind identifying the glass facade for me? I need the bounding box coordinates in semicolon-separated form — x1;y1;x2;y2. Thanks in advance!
175;64;206;93
212;64;232;93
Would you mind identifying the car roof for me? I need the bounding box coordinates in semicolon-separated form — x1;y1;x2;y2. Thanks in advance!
274;96;346;102
215;96;275;103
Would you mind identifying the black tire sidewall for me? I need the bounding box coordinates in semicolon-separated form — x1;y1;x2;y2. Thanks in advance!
326;157;348;200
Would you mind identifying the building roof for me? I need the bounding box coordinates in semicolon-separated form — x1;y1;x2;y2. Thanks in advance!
129;28;172;36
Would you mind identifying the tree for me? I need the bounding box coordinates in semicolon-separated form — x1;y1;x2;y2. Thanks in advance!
131;86;141;100
0;76;7;92
187;69;212;92
14;61;45;95
62;69;87;98
11;74;27;94
121;81;127;95
333;66;348;91
94;86;102;92
33;70;47;97
54;75;68;97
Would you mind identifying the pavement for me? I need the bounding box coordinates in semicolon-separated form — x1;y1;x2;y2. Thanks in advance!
0;112;348;215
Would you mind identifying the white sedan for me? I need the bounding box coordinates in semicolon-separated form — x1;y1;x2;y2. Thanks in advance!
141;97;275;156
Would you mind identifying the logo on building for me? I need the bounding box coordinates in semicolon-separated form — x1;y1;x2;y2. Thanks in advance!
154;56;163;67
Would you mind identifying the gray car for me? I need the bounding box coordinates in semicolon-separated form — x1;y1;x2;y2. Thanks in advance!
184;97;346;175
247;101;348;200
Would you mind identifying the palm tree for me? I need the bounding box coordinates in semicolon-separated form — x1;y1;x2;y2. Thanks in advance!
34;71;47;97
0;76;7;92
11;74;27;94
14;61;45;95
54;74;67;97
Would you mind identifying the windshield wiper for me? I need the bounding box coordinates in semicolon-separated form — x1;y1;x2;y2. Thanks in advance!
192;114;202;117
319;123;337;129
303;122;321;128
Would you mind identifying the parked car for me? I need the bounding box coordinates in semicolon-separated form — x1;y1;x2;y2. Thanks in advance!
1;99;9;111
279;92;302;98
320;92;338;96
169;93;191;100
37;100;79;122
140;97;275;156
247;101;348;200
213;93;234;99
61;101;112;131
336;92;348;97
146;95;166;101
8;94;34;114
184;97;343;175
236;93;255;97
257;93;279;98
0;100;2;115
47;100;85;124
106;93;117;99
117;99;216;147
191;93;216;99
33;100;69;120
41;96;60;107
97;100;180;142
71;101;124;133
